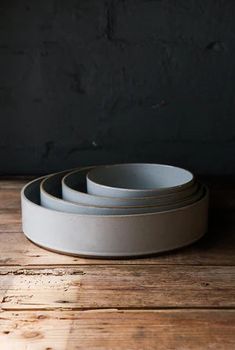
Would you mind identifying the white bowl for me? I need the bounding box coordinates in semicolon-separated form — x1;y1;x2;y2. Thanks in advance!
87;163;195;198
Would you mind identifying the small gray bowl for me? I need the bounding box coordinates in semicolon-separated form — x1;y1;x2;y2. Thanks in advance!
87;163;194;199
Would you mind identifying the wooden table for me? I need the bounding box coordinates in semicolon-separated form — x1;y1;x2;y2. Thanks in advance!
0;178;235;349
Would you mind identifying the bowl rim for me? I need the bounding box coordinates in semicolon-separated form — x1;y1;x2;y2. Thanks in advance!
86;163;195;194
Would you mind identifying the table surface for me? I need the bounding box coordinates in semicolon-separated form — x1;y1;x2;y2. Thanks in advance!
0;177;234;349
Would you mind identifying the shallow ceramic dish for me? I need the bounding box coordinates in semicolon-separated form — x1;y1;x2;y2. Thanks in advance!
41;169;204;215
62;168;198;207
87;163;195;198
21;174;208;257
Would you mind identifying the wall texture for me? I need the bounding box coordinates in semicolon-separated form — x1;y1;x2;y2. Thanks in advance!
0;0;235;175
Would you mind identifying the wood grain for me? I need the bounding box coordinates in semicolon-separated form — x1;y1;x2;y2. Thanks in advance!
0;212;21;232
0;229;234;266
0;310;234;350
0;265;234;310
0;178;235;349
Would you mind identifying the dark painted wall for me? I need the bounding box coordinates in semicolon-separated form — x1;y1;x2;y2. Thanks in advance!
0;0;235;175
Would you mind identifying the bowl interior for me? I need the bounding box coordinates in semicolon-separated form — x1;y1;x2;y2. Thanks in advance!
88;164;193;190
64;169;198;207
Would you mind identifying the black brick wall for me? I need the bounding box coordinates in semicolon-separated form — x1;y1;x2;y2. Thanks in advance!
0;0;235;175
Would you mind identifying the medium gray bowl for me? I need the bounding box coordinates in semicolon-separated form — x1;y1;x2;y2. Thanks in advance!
62;167;198;208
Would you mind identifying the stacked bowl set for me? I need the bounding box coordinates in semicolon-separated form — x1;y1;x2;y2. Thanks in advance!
21;163;209;258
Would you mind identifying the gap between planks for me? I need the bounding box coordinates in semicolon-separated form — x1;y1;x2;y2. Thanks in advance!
2;306;235;312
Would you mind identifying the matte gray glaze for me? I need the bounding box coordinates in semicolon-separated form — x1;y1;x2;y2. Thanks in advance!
21;175;209;257
41;169;204;215
63;168;198;207
87;164;194;196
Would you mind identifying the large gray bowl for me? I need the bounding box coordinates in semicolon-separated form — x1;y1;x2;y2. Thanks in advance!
22;174;208;257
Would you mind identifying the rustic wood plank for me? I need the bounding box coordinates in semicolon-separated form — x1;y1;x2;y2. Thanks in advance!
0;265;234;310
0;212;21;232
0;310;234;349
0;191;21;210
0;225;235;266
0;178;28;190
0;178;234;348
